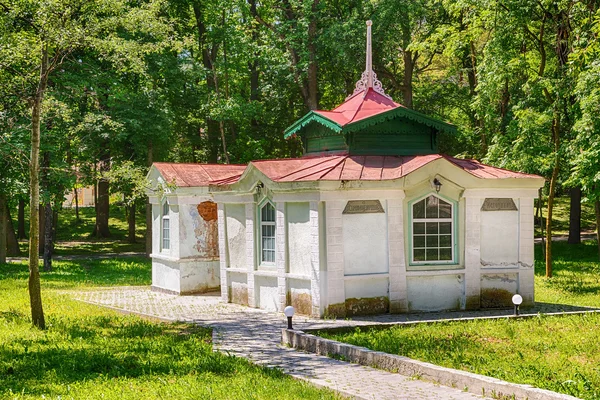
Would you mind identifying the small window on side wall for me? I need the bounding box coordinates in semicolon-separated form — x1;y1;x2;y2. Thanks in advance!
162;201;170;250
412;195;453;263
260;202;275;264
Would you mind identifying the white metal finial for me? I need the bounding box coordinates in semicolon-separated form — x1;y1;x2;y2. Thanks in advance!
347;20;391;100
366;20;373;88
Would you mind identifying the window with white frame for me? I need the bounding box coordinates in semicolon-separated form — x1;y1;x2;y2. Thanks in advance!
412;195;453;263
162;201;170;250
260;202;276;264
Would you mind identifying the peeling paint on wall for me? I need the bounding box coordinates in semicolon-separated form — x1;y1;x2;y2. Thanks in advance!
230;282;249;306
198;201;218;221
345;296;389;316
191;201;219;258
480;273;518;308
287;290;313;316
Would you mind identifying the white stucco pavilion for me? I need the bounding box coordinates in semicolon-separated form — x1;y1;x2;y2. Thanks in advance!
147;22;544;318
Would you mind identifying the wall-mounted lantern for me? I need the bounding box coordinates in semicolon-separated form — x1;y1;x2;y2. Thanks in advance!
433;178;442;193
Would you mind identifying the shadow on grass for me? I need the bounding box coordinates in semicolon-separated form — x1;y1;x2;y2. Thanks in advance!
0;257;151;288
2;327;232;396
535;241;600;296
0;312;291;398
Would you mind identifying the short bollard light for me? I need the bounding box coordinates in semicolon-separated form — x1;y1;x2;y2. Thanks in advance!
284;306;295;330
512;294;523;316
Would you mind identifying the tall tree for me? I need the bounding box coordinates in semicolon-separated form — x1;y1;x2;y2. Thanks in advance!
1;0;172;329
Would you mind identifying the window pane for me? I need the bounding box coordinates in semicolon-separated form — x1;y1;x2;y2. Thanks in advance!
426;249;439;261
414;249;425;261
426;222;438;234
439;222;451;234
439;248;452;260
414;222;425;234
426;236;439;247
414;236;425;248
261;203;275;222
439;235;451;247
413;200;425;218
425;196;439;218
262;225;274;238
439;202;451;218
163;203;169;215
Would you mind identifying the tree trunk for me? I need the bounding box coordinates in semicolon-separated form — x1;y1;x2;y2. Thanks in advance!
5;202;20;256
545;114;561;278
128;204;136;244
595;199;600;260
39;151;49;255
38;205;45;255
43;202;53;271
53;210;58;242
567;187;581;244
0;194;6;264
93;148;111;237
402;50;414;109
192;3;221;163
74;188;80;222
18;197;26;239
28;45;47;330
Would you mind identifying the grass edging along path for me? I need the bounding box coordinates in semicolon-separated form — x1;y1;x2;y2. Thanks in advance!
0;259;338;400
302;312;600;400
282;320;584;400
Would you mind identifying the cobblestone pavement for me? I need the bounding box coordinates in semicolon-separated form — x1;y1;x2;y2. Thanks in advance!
72;287;597;400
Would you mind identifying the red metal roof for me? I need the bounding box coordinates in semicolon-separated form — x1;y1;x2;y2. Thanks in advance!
250;154;542;183
153;163;246;187
153;155;541;188
313;88;401;126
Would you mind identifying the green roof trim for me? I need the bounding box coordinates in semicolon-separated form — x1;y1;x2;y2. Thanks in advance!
342;106;457;135
283;111;342;138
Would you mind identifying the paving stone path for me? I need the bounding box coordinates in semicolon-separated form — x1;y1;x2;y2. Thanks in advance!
72;287;595;400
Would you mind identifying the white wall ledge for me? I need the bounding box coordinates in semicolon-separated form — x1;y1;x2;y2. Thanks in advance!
344;273;389;281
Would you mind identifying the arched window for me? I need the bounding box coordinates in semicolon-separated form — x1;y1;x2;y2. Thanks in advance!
162;201;170;250
260;202;276;264
412;195;453;263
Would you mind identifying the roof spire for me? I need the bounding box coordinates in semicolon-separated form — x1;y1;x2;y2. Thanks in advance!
347;20;392;100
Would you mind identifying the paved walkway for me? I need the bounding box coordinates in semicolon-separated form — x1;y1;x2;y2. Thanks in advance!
72;287;595;400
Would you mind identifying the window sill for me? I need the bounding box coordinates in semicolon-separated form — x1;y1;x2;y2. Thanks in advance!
406;267;465;276
344;273;389;281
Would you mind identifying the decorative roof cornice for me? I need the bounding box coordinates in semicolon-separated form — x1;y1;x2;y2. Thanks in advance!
284;106;456;139
283;111;343;139
342;106;457;135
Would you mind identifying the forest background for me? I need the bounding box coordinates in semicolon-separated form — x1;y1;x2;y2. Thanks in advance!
1;0;600;308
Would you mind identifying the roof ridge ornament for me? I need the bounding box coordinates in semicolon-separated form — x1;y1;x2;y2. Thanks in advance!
347;20;392;100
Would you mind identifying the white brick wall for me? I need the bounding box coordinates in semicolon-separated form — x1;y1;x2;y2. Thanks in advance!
245;203;256;308
276;203;287;310
217;204;228;302
518;197;535;305
310;201;321;317
387;197;407;313
464;196;481;309
325;201;345;307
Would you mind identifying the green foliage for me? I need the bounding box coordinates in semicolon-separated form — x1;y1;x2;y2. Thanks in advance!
2;0;600;244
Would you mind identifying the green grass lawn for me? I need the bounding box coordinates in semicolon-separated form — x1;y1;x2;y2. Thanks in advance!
0;259;338;400
15;206;147;255
535;196;597;236
320;241;600;400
